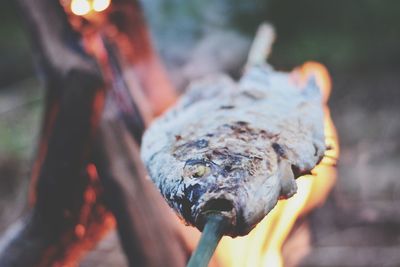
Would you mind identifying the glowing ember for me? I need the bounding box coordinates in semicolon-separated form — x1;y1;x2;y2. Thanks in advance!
215;62;339;267
75;224;86;238
71;0;90;16
92;0;111;12
70;0;111;16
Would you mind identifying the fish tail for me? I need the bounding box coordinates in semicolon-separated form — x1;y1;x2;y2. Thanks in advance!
246;22;276;68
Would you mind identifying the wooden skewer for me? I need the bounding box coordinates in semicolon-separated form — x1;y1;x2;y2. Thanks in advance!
187;213;229;267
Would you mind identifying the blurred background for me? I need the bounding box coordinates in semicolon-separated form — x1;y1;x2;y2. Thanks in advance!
1;0;399;266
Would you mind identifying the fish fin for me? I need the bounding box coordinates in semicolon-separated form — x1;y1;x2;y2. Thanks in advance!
246;22;276;68
279;161;298;199
240;23;276;90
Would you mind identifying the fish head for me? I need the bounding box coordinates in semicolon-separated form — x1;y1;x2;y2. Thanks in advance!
151;122;296;237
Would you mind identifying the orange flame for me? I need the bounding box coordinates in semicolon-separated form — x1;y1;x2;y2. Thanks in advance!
215;62;339;267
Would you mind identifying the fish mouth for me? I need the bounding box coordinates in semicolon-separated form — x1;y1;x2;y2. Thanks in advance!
203;198;235;213
194;196;239;236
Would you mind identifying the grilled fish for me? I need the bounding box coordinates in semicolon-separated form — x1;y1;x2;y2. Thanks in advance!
140;25;326;237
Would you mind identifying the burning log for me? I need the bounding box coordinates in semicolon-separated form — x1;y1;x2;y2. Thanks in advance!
63;0;177;116
92;39;195;266
94;119;193;267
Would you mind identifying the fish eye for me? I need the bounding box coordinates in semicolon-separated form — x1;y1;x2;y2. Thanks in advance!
184;164;211;178
223;165;232;172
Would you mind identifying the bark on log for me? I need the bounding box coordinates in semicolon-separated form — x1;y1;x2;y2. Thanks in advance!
106;0;177;116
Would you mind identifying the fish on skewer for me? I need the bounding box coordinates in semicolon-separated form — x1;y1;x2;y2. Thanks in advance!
141;24;326;237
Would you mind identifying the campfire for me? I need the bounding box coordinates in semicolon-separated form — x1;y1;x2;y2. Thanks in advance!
0;0;339;266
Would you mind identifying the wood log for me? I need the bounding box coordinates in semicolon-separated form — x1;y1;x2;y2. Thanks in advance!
0;0;196;266
94;119;193;267
0;0;111;266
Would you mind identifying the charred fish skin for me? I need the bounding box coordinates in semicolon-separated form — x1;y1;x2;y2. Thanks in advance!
141;64;325;237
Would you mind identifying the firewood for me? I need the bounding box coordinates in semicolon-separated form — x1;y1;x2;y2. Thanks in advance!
94;118;193;267
94;14;197;266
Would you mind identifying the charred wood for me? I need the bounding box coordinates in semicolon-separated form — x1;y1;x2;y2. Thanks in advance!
94;118;192;267
106;0;177;116
93;19;194;266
